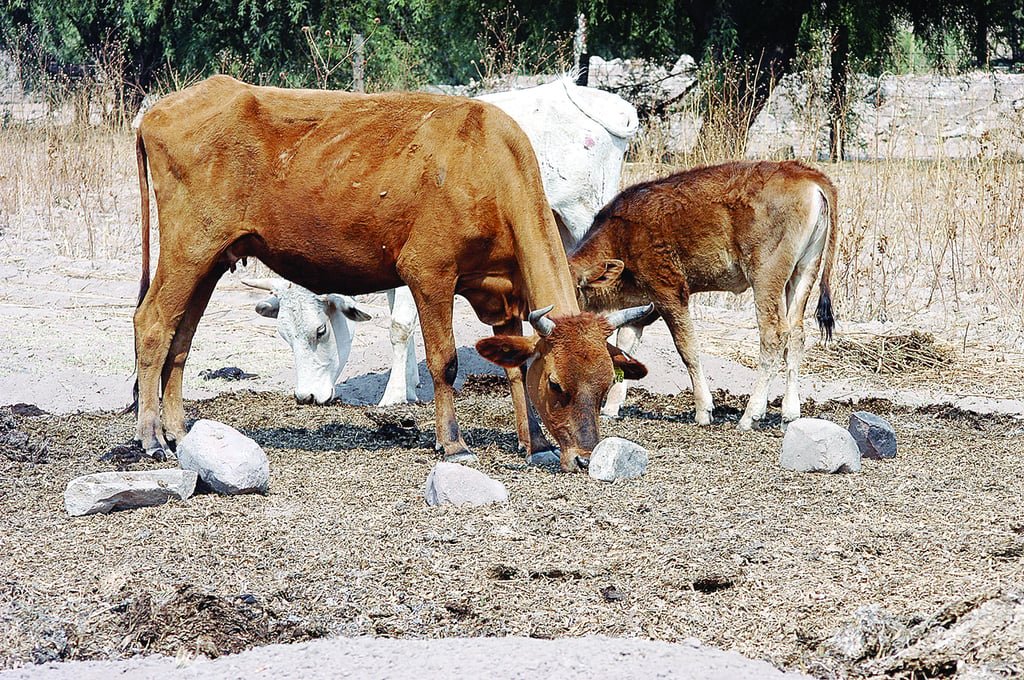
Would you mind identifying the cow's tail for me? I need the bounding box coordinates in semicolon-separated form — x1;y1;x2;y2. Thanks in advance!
136;130;151;308
126;130;151;415
814;179;839;343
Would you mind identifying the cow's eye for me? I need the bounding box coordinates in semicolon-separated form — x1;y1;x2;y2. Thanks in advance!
316;323;328;339
548;378;564;395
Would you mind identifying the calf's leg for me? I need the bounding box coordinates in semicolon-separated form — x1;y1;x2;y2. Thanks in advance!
740;287;788;431
656;296;714;426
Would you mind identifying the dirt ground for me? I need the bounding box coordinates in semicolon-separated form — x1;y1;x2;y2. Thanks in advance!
2;222;1024;678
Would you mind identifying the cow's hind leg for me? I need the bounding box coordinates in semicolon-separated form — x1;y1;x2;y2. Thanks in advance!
403;276;475;462
159;267;225;447
134;266;208;458
656;294;714;426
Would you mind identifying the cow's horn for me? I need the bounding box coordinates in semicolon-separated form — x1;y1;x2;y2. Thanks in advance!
605;303;655;329
241;277;288;292
528;305;556;337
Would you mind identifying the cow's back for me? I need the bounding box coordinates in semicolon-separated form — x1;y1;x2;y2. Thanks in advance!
138;76;560;298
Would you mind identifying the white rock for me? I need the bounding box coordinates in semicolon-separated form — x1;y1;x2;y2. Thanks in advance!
588;437;649;482
424;461;508;506
780;418;861;473
177;419;269;494
65;470;197;516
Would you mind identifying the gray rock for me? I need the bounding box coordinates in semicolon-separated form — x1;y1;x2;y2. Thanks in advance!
848;411;898;459
528;450;561;469
779;418;861;473
65;470;197;516
177;419;269;494
424;461;508;506
822;605;908;662
588;437;649;482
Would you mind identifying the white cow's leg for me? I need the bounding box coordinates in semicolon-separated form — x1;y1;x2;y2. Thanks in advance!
601;323;644;418
379;287;420;406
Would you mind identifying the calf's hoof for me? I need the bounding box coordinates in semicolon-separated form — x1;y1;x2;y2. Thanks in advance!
695;409;713;426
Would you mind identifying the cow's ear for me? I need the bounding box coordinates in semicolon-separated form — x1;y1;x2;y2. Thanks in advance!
326;294;372;322
578;259;624;289
476;335;539;368
608;343;647;380
255;296;280;319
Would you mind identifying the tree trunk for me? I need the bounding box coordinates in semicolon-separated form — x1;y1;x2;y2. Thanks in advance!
829;22;849;162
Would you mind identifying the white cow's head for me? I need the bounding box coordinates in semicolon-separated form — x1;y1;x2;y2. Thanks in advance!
243;279;371;404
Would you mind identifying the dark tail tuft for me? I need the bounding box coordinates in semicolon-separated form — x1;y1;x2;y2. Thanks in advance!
815;282;835;343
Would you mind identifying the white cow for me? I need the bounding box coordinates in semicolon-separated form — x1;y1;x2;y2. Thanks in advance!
250;78;639;406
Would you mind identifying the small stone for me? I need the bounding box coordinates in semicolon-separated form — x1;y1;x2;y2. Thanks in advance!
177;419;269;494
424;461;508;506
528;450;561;469
780;418;861;473
65;470;198;516
848;412;898;459
588;437;649;482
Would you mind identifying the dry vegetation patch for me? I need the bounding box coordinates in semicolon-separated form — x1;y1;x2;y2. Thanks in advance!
2;380;1022;677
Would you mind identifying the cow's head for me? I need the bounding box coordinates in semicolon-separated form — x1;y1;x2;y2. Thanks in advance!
476;304;651;472
244;279;371;405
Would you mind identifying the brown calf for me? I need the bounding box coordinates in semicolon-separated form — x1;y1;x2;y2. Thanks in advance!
569;160;838;429
134;75;650;471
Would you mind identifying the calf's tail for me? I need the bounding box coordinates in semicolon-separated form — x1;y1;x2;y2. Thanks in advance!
815;180;839;342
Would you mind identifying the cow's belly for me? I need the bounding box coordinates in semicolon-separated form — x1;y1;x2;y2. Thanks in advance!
241;235;404;296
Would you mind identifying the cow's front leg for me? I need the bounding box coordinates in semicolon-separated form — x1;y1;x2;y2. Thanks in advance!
602;323;645;418
492;320;553;456
406;281;475;463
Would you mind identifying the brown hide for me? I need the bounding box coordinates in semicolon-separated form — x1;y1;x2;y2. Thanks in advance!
134;75;645;470
569;160;838;429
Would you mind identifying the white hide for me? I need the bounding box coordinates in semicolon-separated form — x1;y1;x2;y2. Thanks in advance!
479;78;639;244
247;280;370;405
249;79;638;407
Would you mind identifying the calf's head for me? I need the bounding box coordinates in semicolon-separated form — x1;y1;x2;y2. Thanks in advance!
476;304;650;472
244;279;371;405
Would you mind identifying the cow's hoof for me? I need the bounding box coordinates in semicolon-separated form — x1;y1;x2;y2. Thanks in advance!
442;451;479;465
437;443;478;465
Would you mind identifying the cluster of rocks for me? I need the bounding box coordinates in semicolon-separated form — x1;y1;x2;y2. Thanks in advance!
64;419;270;516
780;411;897;474
65;407;895;515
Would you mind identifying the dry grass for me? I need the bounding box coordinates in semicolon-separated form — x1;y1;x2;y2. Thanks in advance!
1;384;1022;677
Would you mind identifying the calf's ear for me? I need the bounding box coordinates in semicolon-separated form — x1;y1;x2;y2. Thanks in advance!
476;335;539;368
608;343;647;380
577;259;624;289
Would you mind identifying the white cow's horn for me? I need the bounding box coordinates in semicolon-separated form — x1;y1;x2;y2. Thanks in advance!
241;277;289;292
528;305;556;337
605;303;655;329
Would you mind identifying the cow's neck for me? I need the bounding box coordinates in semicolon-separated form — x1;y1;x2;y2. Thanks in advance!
511;214;580;317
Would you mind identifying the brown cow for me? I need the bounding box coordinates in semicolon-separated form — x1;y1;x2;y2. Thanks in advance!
134;75;650;472
569;160;838;430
